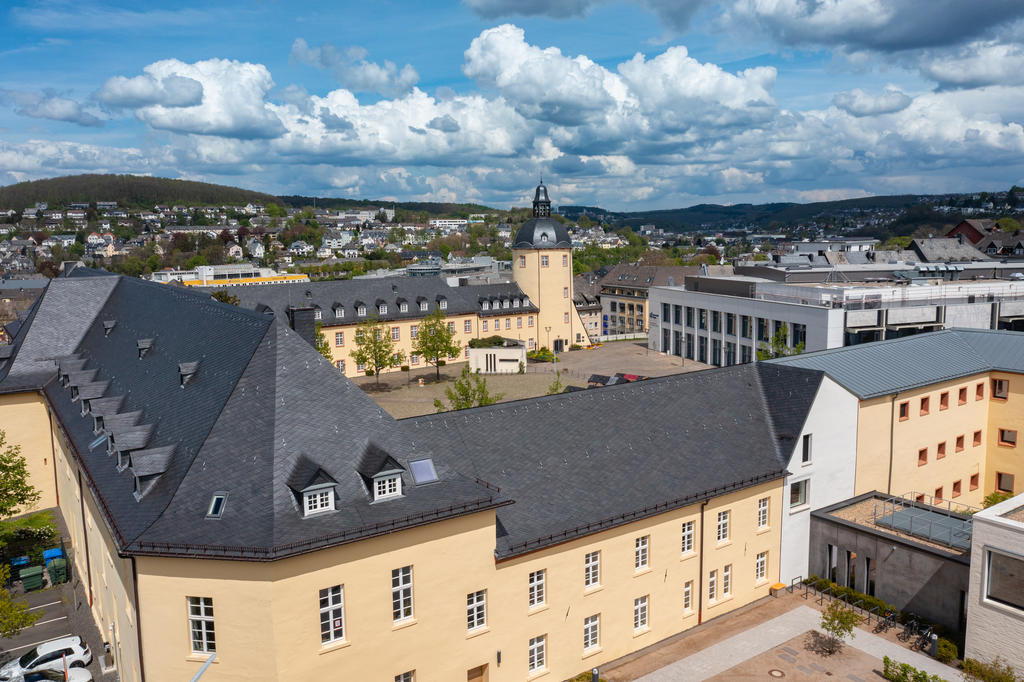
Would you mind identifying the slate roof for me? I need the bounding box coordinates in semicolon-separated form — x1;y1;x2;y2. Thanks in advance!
1;270;502;560
599;264;734;290
403;362;821;558
768;328;1024;399
910;238;990;263
207;277;537;323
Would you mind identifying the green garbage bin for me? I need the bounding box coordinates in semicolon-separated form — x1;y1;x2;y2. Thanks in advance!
47;558;67;585
19;565;43;591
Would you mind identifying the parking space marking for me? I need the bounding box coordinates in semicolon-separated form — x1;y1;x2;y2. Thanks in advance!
31;616;68;627
28;601;62;611
2;633;73;654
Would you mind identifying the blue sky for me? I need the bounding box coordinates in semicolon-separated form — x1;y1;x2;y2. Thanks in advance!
1;0;1023;210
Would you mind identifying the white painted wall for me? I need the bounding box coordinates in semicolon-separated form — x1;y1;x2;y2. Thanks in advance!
965;493;1024;671
779;376;860;585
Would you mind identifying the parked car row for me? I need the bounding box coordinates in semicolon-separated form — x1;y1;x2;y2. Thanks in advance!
0;636;92;681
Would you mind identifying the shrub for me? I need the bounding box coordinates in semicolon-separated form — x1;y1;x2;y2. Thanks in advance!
569;344;582;350
527;346;555;363
468;335;506;349
961;657;1020;682
936;637;958;664
803;575;897;618
400;365;409;372
0;510;59;566
567;673;607;682
882;656;945;682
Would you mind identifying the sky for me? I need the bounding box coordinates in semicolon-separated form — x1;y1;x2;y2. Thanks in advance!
1;0;1023;211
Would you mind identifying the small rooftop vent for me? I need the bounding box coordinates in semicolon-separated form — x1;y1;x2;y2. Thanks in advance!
102;320;116;336
137;338;154;359
178;361;200;387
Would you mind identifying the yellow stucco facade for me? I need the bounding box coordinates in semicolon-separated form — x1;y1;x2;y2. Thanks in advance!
0;387;782;681
0;392;58;511
853;371;1024;505
514;248;592;350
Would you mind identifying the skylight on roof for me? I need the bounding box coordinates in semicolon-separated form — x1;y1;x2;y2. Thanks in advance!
409;458;438;484
207;493;227;519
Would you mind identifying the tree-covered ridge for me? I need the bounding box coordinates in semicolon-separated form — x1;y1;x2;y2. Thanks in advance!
0;174;280;209
279;195;496;217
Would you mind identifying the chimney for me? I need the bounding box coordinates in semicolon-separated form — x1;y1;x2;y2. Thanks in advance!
287;306;318;348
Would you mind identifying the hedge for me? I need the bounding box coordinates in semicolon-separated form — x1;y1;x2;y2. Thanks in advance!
882;656;944;682
803;575;897;618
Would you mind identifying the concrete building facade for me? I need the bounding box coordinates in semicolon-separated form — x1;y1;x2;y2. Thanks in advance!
965;493;1024;671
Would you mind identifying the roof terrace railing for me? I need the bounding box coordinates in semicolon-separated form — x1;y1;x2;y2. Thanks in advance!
871;492;978;551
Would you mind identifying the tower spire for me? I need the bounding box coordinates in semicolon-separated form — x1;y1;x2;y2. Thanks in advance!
532;178;551;218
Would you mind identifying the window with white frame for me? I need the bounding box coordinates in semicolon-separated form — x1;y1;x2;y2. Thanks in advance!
464;319;472;333
439;299;447;309
708;570;717;601
392;566;413;621
314;309;322;320
319;585;345;644
400;302;408;313
357;361;365;372
681;520;694;554
357;305;367;316
467;590;486;631
583;614;599;650
379;304;387;315
683;581;693;611
528;634;546;672
757;497;770;529
410;324;418;339
723;564;732;596
419;301;428;312
717;510;730;542
303;489;333;516
635;536;649;570
584;551;600;587
335;331;344;346
633;595;649;630
188;596;216;653
447;321;455;333
391;326;400;340
756;551;767;582
790;479;809;508
336;359;345;373
528;569;545;607
410;354;419;365
335;307;344;318
395;673;414;682
374;474;401;501
482;320;488;332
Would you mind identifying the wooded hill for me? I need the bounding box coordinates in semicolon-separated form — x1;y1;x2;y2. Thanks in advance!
279;195;496;217
0;174;281;209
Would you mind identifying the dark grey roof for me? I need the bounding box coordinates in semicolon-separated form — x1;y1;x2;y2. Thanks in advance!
768;328;1024;399
206;277;536;323
404;362;819;558
512;218;571;249
4;270;502;560
910;238;990;263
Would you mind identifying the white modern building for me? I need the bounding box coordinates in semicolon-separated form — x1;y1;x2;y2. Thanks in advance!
649;273;1024;365
964;493;1024;672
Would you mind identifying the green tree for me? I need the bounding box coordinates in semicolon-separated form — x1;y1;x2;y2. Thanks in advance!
983;491;1012;508
211;290;240;306
756;326;804;361
0;564;40;637
351;315;403;385
412;308;462;380
0;431;40;518
546;370;565;395
433;365;504;412
314;322;333;362
819;600;860;654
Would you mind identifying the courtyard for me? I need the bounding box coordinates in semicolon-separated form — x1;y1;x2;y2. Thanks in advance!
354;339;705;419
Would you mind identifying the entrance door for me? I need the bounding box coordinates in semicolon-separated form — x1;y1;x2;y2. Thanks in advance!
554;338;565;353
468;664;488;682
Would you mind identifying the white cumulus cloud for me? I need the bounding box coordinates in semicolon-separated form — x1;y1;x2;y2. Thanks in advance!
919;41;1024;88
0;89;104;127
832;87;913;117
97;73;203;108
291;39;418;97
111;58;284;139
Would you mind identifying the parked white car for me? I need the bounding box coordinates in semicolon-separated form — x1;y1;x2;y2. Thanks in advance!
0;636;91;680
19;669;93;682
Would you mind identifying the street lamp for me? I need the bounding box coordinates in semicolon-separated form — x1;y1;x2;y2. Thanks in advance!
545;325;551;359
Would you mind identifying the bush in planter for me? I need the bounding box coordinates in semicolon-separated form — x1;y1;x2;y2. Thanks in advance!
936;638;958;664
400;365;410;372
569;343;582;351
527;347;555;363
960;657;1020;682
365;370;375;377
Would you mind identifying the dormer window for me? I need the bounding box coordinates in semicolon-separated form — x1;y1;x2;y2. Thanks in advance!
400;302;408;313
303;489;334;516
70;386;79;401
357;305;367;317
374;474;402;501
137;338;153;359
334;307;344;318
106;434;115;456
379;304;387;315
314;308;322;320
439;298;447;310
513;298;520;308
419;301;428;312
93;415;104;434
503;299;510;309
80;399;90;417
